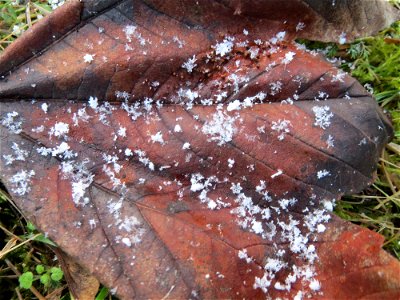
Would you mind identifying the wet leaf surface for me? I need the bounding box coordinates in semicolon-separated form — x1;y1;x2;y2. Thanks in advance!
1;1;399;299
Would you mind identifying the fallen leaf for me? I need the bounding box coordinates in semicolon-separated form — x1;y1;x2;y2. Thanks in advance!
53;248;99;300
1;0;399;299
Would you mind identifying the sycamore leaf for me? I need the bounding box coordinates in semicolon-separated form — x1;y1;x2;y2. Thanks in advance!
1;1;399;299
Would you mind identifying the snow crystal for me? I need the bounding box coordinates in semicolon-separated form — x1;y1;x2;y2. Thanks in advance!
3;142;28;165
150;131;164;144
296;22;305;32
338;32;347;45
117;126;127;138
312;106;334;129
10;170;35;196
174;124;182;132
269;31;286;45
123;25;137;42
60;160;94;207
182;55;197;73
121;237;132;247
317;169;330;179
125;148;133;157
88;96;98;110
252;221;263;234
309;279;321;291
202;111;237;146
282;51;296;65
322;199;335;212
326;135;335;148
238;249;253;263
317;224;326;233
172;36;185;48
227;158;235;168
230;182;242;195
271;119;291;141
71;177;92;206
89;219;96;229
271;169;283;178
41;103;48;113
227;100;242;112
83;54;94;63
49;122;69;138
2;111;22;134
270;81;283;95
249;46;259;59
330;70;346;83
214;36;234;57
72;108;91;126
134;150;155;171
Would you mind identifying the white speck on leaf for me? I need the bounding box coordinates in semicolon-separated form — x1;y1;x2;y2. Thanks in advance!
83;53;94;63
271;169;283;178
10;170;35;196
49;122;69;138
202;111;237;145
312;106;334;129
214;36;234;57
150;131;165;144
41;103;48;113
182;55;197;73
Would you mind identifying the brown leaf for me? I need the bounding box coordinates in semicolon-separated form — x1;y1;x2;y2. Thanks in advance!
53;248;100;300
1;1;399;299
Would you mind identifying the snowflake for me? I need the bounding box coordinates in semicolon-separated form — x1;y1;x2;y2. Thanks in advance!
83;53;94;63
10;170;35;196
117;126;127;137
296;22;305;32
2;111;22;134
270;81;283;95
214;36;234;57
312;106;334;129
338;32;347;44
41;103;48;113
202;111;237;146
49;122;69;138
271;119;291;141
182;55;197;73
317;169;330;179
150;131;164;144
282;51;296;65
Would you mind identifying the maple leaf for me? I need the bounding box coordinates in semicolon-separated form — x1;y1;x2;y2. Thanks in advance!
1;1;400;299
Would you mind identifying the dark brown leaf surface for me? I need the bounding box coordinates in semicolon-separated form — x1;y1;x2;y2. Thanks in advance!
1;1;399;299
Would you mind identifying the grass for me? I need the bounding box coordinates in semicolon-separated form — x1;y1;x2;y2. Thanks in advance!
0;1;399;299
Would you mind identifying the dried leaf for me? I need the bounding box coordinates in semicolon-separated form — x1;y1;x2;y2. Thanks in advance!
1;1;399;299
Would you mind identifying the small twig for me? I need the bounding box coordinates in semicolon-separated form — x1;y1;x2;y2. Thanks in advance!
0;237;19;259
45;285;67;299
380;160;397;194
5;259;46;300
386;142;400;155
0;223;23;241
379;157;400;169
384;38;400;45
0;233;41;259
26;1;32;28
15;287;24;300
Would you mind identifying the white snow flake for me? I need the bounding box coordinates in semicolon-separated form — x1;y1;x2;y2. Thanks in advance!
83;53;94;63
312;106;334;129
182;55;197;73
202;111;237;145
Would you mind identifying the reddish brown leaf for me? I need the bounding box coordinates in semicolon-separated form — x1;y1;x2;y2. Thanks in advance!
1;1;399;299
53;248;100;300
